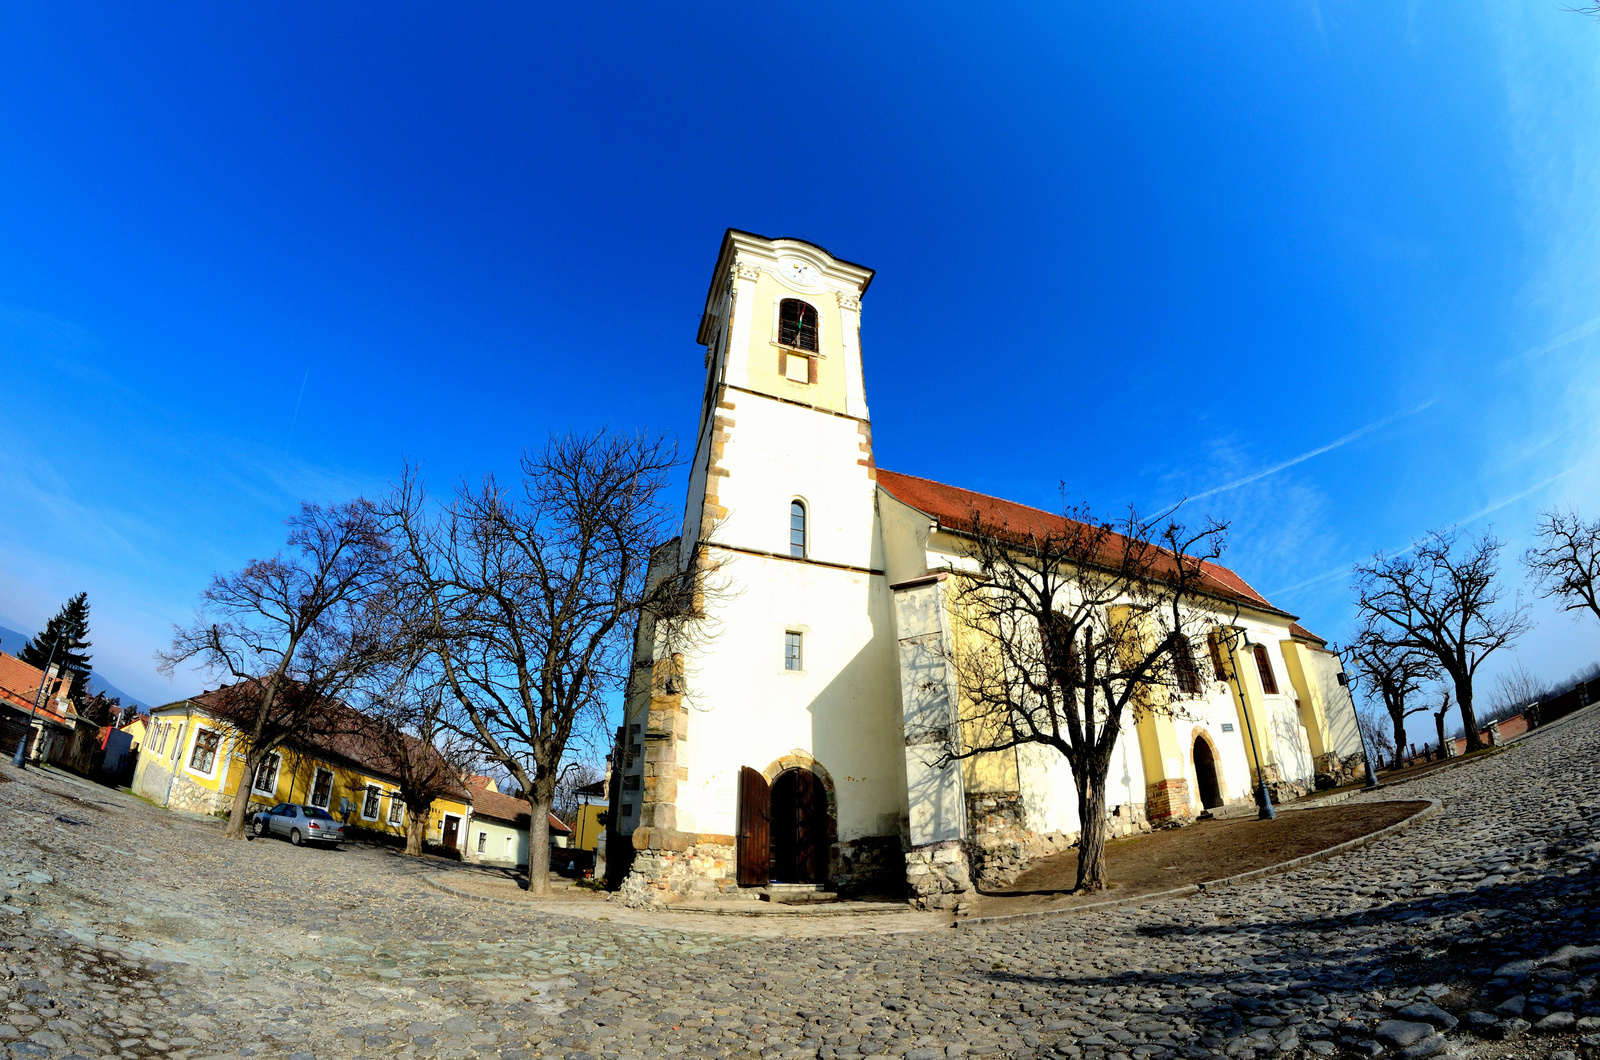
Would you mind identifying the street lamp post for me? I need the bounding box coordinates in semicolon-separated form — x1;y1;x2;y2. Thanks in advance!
13;637;61;770
1228;632;1277;821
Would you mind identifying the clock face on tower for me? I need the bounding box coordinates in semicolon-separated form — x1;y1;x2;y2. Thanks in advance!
780;259;820;287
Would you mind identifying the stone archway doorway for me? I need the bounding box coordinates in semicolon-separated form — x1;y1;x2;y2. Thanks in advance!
1193;736;1224;810
769;768;829;883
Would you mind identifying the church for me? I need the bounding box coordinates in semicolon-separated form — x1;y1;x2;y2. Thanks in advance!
613;230;1363;908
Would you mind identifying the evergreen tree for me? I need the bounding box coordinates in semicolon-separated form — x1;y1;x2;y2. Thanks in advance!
20;592;93;706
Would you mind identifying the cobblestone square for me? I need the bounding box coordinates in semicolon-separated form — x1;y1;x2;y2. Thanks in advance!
3;710;1598;1060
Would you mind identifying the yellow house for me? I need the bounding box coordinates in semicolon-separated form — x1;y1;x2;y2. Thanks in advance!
132;689;471;853
569;776;607;854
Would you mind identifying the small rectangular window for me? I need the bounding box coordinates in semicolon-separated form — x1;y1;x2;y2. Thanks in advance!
785;631;803;672
362;785;381;820
477;831;487;854
388;797;404;826
1221;722;1235;733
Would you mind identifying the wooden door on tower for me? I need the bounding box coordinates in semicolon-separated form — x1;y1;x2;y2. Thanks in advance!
736;766;771;886
770;767;828;884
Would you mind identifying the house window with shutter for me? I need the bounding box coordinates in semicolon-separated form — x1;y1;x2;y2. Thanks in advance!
1252;644;1280;695
362;784;381;821
778;299;819;351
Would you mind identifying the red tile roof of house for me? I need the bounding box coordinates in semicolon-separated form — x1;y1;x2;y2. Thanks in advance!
175;683;471;801
876;470;1294;619
464;776;572;833
0;652;73;726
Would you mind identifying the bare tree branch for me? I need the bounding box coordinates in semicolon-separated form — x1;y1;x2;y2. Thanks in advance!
1524;507;1600;629
383;432;703;896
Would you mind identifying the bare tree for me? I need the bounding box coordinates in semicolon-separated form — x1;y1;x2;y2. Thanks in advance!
385;432;701;896
1353;528;1530;753
1356;706;1396;770
1525;508;1600;629
1343;628;1436;770
158;501;393;839
355;657;478;856
1485;660;1551;726
934;500;1231;894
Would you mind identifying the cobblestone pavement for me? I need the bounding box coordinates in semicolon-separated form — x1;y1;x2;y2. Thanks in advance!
4;709;1599;1060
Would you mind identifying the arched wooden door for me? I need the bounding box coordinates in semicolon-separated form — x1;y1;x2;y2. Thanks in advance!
1194;737;1223;810
769;768;828;883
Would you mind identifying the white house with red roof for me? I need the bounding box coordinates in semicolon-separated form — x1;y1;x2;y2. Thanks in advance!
614;231;1363;908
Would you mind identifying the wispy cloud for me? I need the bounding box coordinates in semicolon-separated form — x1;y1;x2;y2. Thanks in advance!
1265;462;1582;599
1184;399;1437;503
1513;316;1600;362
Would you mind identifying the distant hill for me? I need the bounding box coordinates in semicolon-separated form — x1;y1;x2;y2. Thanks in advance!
0;622;154;714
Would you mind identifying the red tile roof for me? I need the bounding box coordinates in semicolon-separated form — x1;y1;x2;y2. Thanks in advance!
0;652;73;726
876;470;1293;619
179;683;471;801
464;776;572;833
1288;622;1328;646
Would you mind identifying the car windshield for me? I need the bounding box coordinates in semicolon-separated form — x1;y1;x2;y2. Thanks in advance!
301;806;336;821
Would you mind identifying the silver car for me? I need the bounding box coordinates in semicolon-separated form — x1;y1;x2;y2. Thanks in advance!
250;803;345;847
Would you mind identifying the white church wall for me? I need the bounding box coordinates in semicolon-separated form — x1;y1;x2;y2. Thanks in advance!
714;394;879;570
676;379;903;844
678;555;905;841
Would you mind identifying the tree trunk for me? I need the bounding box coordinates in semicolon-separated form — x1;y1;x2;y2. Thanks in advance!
1455;675;1483;752
525;792;553;897
1434;710;1450;758
225;749;265;839
1389;709;1407;772
404;807;426;856
1073;766;1110;894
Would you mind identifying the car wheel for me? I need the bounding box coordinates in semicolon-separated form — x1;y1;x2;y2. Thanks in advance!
290;828;303;846
253;819;267;837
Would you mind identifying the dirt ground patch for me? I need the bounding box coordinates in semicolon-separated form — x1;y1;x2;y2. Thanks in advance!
964;799;1429;920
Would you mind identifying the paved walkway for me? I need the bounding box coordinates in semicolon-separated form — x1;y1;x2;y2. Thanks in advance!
2;707;1598;1060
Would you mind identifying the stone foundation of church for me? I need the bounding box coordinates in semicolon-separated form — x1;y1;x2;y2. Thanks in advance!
616;828;746;907
960;791;1155;890
1312;749;1369;790
904;840;972;910
1144;778;1193;827
833;835;905;896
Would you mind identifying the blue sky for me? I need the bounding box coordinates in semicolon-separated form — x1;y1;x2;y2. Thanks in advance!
1;4;1596;744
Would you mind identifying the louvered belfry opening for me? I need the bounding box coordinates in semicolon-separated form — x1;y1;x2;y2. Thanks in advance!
778;299;819;351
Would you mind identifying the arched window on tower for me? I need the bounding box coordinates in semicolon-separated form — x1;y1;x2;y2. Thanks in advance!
779;299;819;351
790;501;807;558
